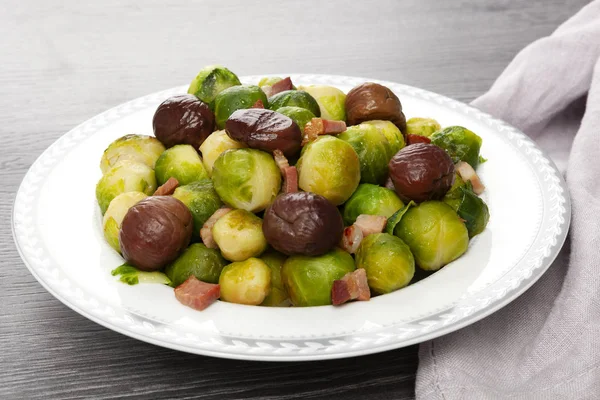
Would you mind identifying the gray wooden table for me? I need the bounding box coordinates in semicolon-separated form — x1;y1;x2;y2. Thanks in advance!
0;1;588;398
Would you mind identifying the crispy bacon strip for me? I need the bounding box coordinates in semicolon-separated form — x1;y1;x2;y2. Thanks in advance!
332;269;371;305
283;166;298;193
270;77;293;96
406;134;431;145
174;276;220;311
455;161;485;195
340;225;363;254
354;214;387;237
302;118;347;145
200;207;232;248
153;177;179;196
250;99;265;109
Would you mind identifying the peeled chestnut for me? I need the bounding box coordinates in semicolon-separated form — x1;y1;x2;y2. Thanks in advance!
388;143;454;203
120;196;193;271
345;82;407;133
225;108;302;158
262;192;344;256
153;94;215;149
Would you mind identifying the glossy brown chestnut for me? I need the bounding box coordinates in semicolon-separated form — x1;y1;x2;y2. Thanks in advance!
120;196;193;271
345;82;407;132
225;108;302;158
388;143;454;203
262;192;344;256
153;94;215;149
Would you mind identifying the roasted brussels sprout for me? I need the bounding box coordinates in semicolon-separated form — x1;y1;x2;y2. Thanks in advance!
388;143;455;203
297;85;346;121
212;209;268;261
361;120;405;154
355;233;415;294
268;90;321;117
345;82;406;132
281;248;355;307
342;184;404;226
164;243;228;287
275;106;315;133
198;130;246;176
172;179;223;236
394;201;469;271
406;117;441;137
96;160;157;214
444;181;489;238
152;94;215;149
120;196;193;271
188;65;242;105
225;108;302;158
219;258;271;305
296;136;360;205
213;85;268;129
430;126;483;168
154;144;209;186
260;251;289;306
338;123;396;184
100;134;165;174
212;148;281;212
102;191;148;253
263;192;344;256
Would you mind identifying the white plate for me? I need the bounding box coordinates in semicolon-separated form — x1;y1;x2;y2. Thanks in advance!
13;74;570;361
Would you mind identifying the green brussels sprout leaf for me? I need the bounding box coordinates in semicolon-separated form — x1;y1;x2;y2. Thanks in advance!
443;182;490;238
430;126;483;168
111;263;172;286
385;201;416;235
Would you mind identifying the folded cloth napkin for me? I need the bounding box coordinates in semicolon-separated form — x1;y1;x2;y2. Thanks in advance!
416;2;600;399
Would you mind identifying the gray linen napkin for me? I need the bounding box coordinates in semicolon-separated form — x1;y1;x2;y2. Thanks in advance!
416;2;600;399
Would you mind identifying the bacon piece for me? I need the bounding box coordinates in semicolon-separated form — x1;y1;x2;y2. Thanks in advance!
283;166;298;193
340;225;363;254
354;214;387;237
200;207;232;248
322;119;347;134
261;86;274;97
302;118;347;145
153;177;179;196
273;149;290;174
384;176;396;190
455;161;485;195
250;99;265;109
270;77;293;96
174;276;220;311
406;134;431;145
332;269;371;306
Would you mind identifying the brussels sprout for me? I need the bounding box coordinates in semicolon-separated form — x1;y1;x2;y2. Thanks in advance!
361;120;405;154
443;182;489;238
100;134;166;174
212;209;268;261
297;85;346;121
212;148;281;212
430;126;482;168
258;76;297;89
213;85;268;129
260;251;289;306
102;191;148;253
172;179;223;236
275;106;315;133
198;130;247;176
187;65;241;105
96;160;157;214
296;136;360;205
394;201;469;271
219;258;271;305
355;233;415;294
406;117;441;137
342;184;404;226
282;248;355;307
154;144;208;186
164;243;228;287
337;123;395;185
268;90;321;117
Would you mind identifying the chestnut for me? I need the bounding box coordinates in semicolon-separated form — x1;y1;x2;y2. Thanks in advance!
152;94;215;149
345;82;407;132
120;196;193;271
262;192;344;256
388;143;454;203
225;108;302;158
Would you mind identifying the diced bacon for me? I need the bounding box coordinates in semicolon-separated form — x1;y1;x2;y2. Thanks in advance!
283;166;298;193
322;119;347;134
354;214;387;236
174;276;220;311
384;176;396;190
250;99;265;109
406;134;431;145
270;77;293;96
153;177;179;196
273;149;290;174
200;207;232;248
302;118;347;145
261;85;274;97
455;161;485;195
340;225;363;254
332;269;371;305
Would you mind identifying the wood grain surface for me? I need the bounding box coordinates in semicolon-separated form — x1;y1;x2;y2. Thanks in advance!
0;1;589;398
